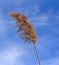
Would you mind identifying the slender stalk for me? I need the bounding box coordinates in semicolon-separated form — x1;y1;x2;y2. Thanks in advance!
33;43;41;65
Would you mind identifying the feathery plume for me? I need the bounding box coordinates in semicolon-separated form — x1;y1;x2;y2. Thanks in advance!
9;12;37;45
9;12;41;65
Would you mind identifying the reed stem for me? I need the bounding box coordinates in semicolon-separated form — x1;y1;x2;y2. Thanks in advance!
33;43;41;65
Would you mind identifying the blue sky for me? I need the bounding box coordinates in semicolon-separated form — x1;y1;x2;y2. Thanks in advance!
0;0;59;65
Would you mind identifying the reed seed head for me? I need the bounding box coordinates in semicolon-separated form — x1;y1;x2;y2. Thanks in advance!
9;12;37;45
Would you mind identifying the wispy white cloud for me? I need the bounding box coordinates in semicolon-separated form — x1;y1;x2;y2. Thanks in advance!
42;57;59;65
29;14;49;26
0;44;27;65
23;5;40;16
0;12;7;34
52;15;59;34
0;20;6;34
0;0;28;5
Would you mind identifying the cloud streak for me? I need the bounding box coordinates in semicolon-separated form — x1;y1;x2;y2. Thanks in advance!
0;44;27;65
42;57;59;65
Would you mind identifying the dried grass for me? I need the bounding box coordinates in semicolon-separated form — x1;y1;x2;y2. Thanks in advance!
9;12;41;65
9;12;37;45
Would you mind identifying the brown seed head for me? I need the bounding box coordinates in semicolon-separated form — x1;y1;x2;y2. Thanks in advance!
9;12;37;45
